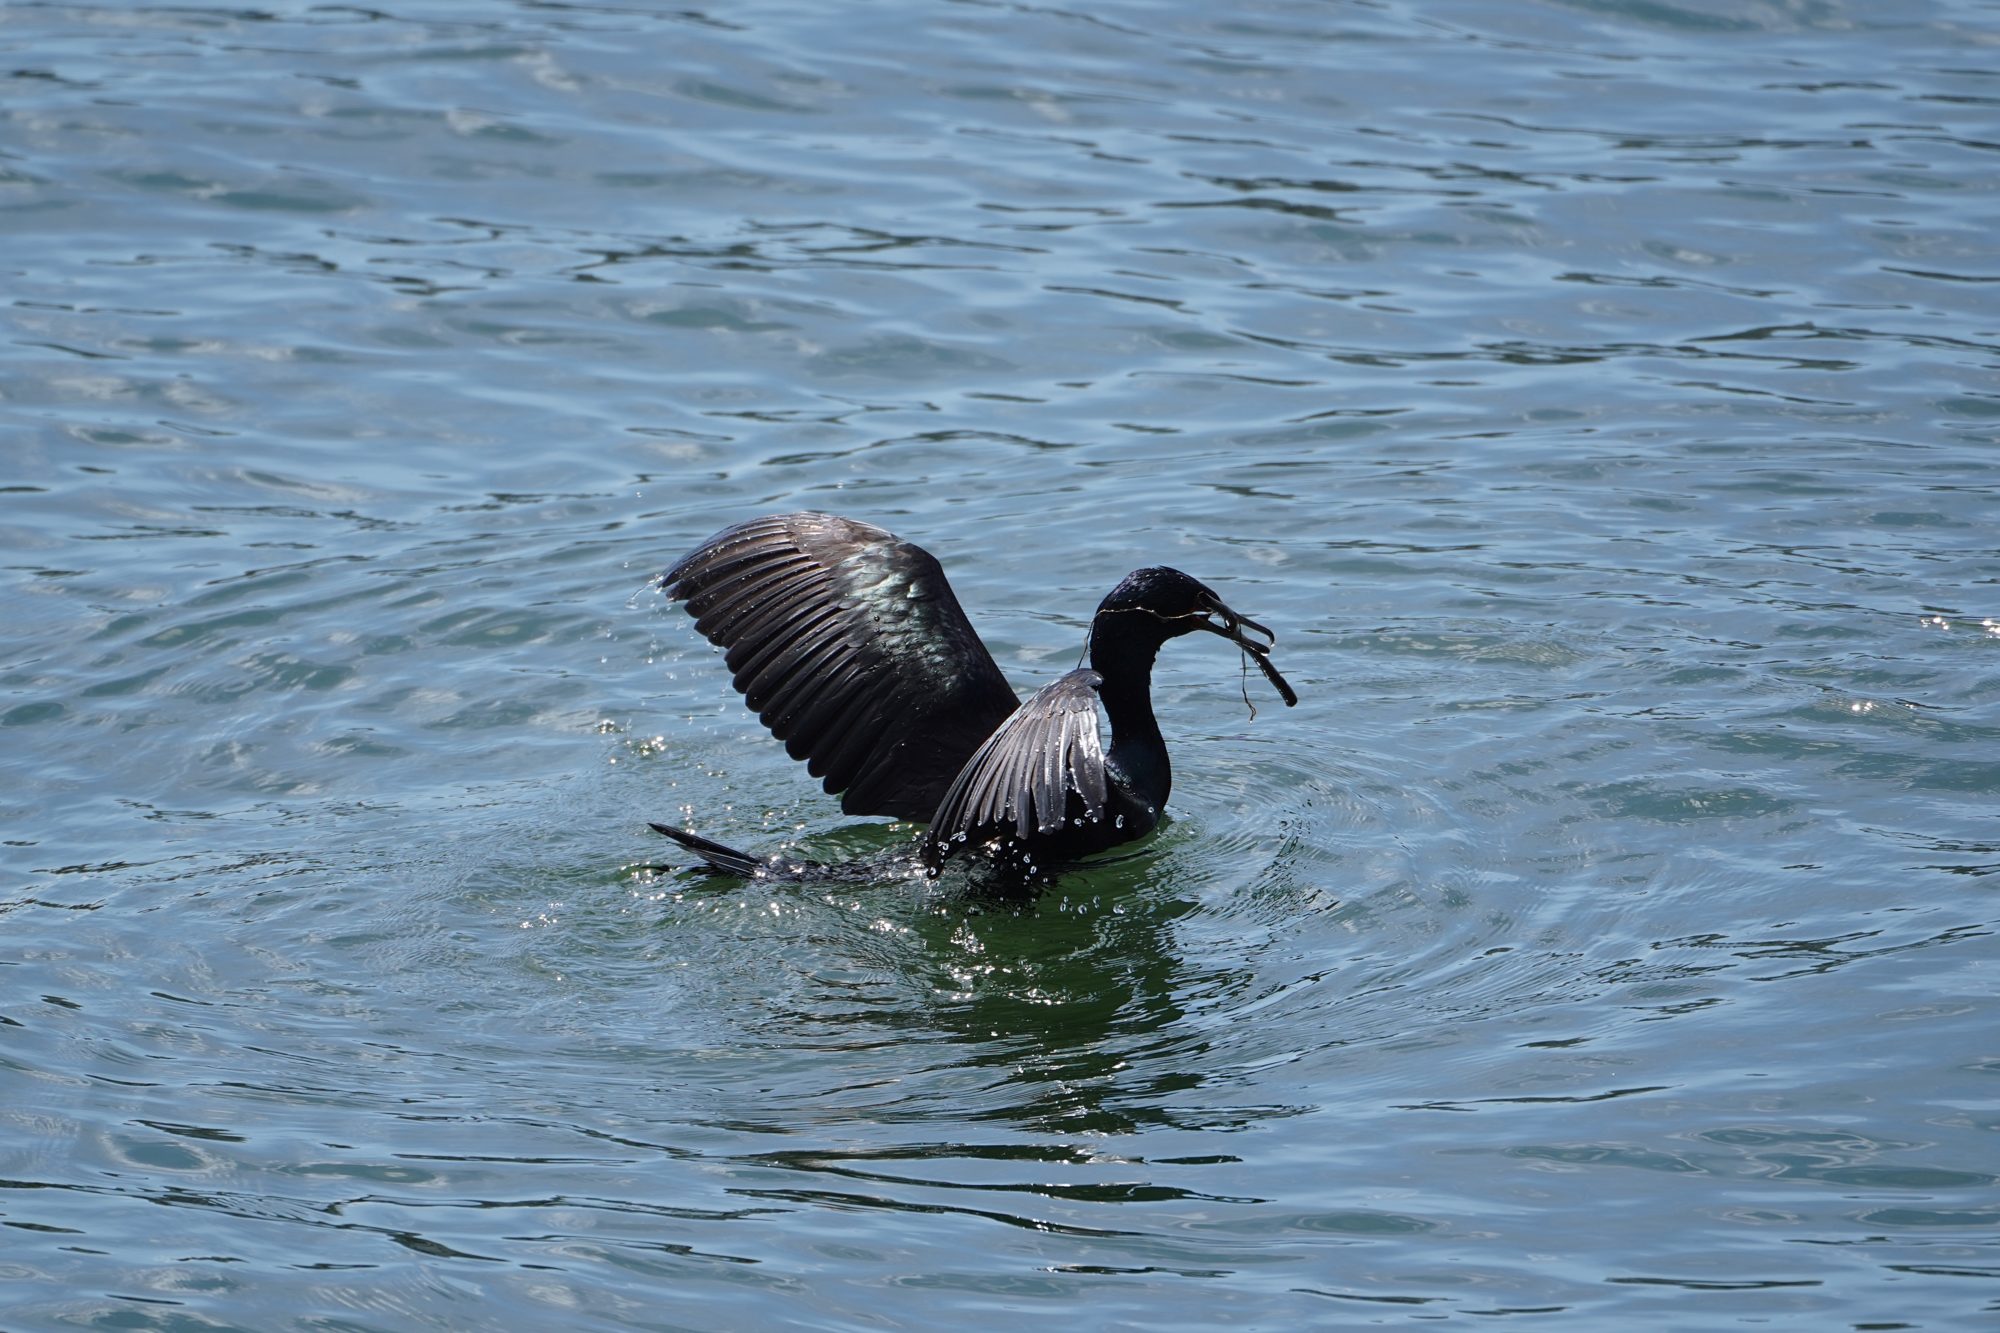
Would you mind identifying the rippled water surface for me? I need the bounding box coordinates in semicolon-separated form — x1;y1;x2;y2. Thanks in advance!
4;0;1997;1327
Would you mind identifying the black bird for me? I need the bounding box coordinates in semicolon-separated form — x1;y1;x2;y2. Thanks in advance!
650;512;1297;885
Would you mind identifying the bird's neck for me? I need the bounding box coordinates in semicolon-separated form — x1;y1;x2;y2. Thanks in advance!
1089;625;1171;808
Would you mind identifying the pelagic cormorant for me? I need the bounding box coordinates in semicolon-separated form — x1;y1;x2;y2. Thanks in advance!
649;512;1297;885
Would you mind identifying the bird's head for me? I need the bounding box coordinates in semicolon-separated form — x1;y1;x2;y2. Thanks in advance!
1092;567;1298;706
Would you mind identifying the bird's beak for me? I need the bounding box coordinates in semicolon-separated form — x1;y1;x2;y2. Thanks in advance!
1198;595;1299;707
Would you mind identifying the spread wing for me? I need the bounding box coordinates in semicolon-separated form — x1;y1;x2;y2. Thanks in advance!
920;669;1109;872
662;512;1020;822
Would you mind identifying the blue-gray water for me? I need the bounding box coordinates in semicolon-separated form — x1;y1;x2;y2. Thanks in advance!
4;0;1997;1327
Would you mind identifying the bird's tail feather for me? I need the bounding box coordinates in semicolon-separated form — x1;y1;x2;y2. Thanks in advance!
648;822;763;876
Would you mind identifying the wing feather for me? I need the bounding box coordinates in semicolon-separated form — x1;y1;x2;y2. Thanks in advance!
921;669;1108;871
664;512;1019;821
728;601;846;689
